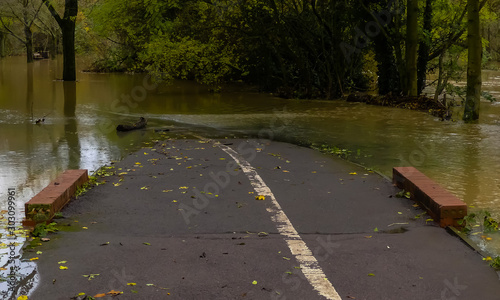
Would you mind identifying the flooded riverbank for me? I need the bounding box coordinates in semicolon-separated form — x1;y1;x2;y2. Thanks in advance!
1;55;500;297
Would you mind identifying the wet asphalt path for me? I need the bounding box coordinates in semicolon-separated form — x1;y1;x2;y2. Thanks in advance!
26;139;500;300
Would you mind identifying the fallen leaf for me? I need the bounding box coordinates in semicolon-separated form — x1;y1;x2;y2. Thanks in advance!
94;293;106;298
162;189;173;193
367;273;375;276
255;195;266;201
374;227;379;232
58;261;67;264
82;227;88;230
127;283;137;286
59;266;68;270
17;296;28;300
29;257;39;261
364;236;372;238
107;290;123;295
282;257;291;260
143;242;151;246
179;186;188;189
172;200;178;203
252;280;258;285
349;172;357;175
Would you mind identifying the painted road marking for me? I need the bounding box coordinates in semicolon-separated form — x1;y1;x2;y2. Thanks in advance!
216;142;342;300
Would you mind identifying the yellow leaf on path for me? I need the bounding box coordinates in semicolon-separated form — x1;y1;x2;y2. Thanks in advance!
0;267;6;270
82;227;88;229
172;200;178;203
17;296;28;300
59;266;68;270
252;280;258;285
349;172;357;175
127;283;137;286
58;261;67;264
30;257;39;261
364;236;372;238
484;256;493;261
255;195;266;200
135;162;141;165
179;186;188;189
368;273;375;276
283;170;289;173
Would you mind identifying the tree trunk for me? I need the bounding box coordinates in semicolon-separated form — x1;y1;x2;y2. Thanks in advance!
24;25;34;63
463;0;481;122
43;0;78;81
417;0;432;95
0;31;6;58
405;0;418;96
61;19;76;81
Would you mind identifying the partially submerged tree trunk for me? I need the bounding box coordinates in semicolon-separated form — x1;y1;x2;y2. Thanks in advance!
463;0;482;122
405;0;418;96
43;0;78;81
417;0;432;95
0;31;6;57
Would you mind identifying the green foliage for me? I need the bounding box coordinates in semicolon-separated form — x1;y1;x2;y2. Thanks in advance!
311;144;352;159
490;256;500;270
458;210;499;234
395;190;411;199
32;222;58;237
80;0;365;97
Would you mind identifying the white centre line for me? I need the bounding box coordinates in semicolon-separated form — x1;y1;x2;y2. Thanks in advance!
216;142;342;300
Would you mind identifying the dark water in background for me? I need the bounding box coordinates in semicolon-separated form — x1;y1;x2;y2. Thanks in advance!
1;56;500;296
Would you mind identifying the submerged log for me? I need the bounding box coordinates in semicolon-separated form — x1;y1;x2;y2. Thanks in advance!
116;117;147;132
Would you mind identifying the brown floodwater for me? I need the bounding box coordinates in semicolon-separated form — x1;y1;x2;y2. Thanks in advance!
1;56;500;296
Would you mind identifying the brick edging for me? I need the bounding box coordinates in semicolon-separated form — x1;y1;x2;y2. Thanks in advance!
393;167;467;227
23;169;89;226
